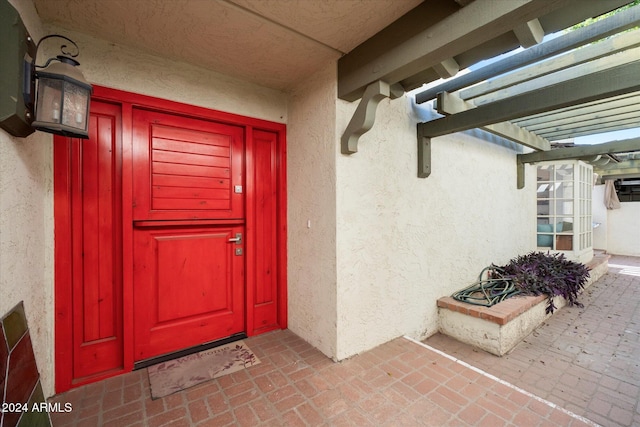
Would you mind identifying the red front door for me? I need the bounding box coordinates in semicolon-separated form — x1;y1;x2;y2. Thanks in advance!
55;86;287;392
131;109;246;361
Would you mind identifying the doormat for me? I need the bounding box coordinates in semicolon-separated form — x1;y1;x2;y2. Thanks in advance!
147;340;260;399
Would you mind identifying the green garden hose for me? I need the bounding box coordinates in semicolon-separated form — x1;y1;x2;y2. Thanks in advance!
451;266;521;307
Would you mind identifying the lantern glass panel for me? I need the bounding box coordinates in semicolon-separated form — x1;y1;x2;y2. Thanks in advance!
62;81;89;131
35;76;63;125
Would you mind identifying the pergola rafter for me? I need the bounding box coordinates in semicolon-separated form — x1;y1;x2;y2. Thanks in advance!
412;4;640;185
338;0;633;156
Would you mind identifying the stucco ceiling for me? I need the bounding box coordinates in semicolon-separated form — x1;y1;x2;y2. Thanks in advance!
31;0;423;91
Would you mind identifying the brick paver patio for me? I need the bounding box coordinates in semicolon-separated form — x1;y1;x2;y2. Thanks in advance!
426;254;640;427
48;255;639;426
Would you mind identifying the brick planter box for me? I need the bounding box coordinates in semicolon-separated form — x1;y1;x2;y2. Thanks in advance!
437;254;609;356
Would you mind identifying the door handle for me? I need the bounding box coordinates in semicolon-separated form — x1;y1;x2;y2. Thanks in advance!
228;233;242;244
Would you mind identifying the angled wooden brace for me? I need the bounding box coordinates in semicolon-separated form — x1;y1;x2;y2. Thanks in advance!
341;80;403;154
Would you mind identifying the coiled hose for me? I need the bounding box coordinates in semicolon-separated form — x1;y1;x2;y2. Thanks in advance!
451;266;520;307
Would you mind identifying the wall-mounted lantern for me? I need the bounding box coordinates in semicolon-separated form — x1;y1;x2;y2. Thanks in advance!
0;0;92;139
25;35;93;138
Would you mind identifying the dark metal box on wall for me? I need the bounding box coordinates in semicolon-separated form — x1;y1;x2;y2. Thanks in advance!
0;0;36;137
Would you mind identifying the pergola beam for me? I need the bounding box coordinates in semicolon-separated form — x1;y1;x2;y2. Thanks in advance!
418;61;640;138
540;121;640;141
433;58;460;79
435;91;550;151
518;138;640;164
513;18;545;48
338;0;572;101
460;28;640;101
515;95;640;130
415;4;640;103
516;138;640;189
514;92;640;125
537;116;640;140
600;170;640;180
469;47;640;106
597;160;640;180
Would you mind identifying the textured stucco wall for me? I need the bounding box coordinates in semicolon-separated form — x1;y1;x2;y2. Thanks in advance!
2;0;54;398
607;202;640;256
334;96;536;360
592;184;608;250
286;63;338;358
0;131;54;396
45;27;288;123
595;182;640;256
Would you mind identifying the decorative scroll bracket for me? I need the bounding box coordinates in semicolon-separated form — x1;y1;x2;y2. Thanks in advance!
341;80;403;154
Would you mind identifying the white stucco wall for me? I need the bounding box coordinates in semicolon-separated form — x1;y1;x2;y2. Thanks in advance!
607;202;640;256
286;64;338;358
46;27;288;124
2;0;55;397
592;184;640;256
592;184;608;250
334;97;536;360
0;130;55;396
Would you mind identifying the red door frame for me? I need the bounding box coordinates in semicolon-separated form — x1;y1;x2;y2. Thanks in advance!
54;86;288;392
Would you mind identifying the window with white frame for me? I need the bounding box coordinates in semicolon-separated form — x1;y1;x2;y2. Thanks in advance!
536;161;593;261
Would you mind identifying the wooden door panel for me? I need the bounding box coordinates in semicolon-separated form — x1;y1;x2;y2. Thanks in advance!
71;101;123;379
132;109;244;221
133;225;244;361
155;233;233;321
250;130;279;333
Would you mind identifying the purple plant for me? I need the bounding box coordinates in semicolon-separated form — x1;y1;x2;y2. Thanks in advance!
493;252;590;314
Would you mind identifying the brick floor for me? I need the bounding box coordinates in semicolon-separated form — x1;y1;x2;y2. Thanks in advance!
49;332;595;426
48;255;638;426
426;254;640;427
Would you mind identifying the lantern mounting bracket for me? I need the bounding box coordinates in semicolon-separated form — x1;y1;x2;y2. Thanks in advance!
33;34;80;65
23;34;82;117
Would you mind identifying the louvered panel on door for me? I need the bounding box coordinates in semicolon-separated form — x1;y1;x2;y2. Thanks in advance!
133;109;244;221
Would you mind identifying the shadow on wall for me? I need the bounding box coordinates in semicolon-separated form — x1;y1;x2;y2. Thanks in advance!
1;302;52;427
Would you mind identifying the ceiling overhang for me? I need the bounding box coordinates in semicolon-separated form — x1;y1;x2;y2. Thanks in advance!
30;0;424;92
